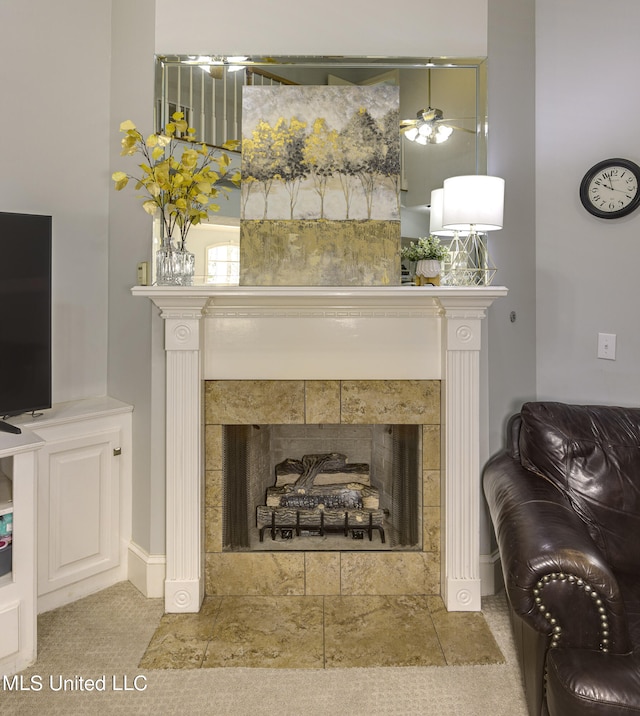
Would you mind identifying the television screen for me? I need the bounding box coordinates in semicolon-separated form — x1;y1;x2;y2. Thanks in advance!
0;212;52;425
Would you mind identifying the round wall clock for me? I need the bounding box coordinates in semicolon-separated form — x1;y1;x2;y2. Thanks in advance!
579;158;640;219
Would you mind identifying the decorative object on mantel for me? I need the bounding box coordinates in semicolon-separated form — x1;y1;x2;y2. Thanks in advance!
400;236;450;285
429;187;468;286
442;175;504;286
239;85;401;286
112;113;240;285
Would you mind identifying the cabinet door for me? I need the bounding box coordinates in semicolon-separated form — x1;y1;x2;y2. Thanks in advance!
37;428;120;596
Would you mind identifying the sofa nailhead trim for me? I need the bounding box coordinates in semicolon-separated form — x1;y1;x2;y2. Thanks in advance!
534;572;609;652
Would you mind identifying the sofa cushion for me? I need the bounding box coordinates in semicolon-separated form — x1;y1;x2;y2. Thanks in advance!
546;650;640;716
518;402;640;574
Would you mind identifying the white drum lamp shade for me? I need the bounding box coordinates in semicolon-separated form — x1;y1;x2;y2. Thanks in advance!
442;175;505;232
430;188;456;237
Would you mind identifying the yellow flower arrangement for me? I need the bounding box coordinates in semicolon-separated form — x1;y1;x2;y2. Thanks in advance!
112;112;240;246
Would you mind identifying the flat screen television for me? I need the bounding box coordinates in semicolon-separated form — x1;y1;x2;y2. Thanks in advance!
0;212;52;434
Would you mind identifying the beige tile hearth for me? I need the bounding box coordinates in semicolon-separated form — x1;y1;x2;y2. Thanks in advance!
140;597;223;669
203;596;324;668
324;595;445;667
139;594;505;670
427;596;505;666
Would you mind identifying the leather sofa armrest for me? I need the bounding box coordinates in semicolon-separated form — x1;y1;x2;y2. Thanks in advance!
483;452;631;655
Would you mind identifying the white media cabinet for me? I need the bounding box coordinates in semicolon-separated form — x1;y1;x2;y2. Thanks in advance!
0;429;43;674
0;397;132;675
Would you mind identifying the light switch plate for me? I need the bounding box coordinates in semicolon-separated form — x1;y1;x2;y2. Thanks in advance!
137;262;149;286
597;332;616;360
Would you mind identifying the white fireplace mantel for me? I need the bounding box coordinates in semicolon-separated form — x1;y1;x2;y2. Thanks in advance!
133;284;507;612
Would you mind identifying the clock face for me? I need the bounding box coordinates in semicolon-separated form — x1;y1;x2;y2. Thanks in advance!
580;159;640;218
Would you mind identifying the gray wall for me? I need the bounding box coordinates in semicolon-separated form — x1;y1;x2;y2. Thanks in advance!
1;0;111;403
536;0;640;407
481;0;537;557
154;0;489;58
487;0;537;450
108;0;165;553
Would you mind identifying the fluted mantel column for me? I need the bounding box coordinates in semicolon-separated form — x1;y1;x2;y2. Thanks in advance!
150;296;209;612
436;295;495;611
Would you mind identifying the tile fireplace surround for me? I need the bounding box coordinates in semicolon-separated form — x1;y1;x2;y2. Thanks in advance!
133;285;507;614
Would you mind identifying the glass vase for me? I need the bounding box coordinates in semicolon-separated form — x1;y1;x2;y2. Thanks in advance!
155;238;195;286
155;243;179;286
174;241;195;286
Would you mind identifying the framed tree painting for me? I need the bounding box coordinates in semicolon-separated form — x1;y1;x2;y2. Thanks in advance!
239;85;401;286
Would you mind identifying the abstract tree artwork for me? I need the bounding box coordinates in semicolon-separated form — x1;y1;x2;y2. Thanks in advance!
239;85;401;286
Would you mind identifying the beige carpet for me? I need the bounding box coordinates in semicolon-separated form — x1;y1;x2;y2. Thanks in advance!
2;581;529;715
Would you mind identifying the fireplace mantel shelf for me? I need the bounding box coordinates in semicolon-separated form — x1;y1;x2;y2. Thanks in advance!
133;284;507;304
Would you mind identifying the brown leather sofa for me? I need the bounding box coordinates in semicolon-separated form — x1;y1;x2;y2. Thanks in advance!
483;401;640;716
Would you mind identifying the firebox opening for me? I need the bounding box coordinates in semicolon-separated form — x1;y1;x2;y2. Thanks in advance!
222;424;422;552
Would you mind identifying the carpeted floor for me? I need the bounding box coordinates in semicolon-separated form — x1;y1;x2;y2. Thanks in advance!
1;581;529;715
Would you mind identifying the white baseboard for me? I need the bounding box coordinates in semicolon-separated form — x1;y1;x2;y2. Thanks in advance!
37;542;166;612
37;536;131;614
480;550;504;596
128;542;166;599
38;565;127;614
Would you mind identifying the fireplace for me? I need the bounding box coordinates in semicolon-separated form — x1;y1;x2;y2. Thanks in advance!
134;285;507;612
223;423;422;551
203;379;439;595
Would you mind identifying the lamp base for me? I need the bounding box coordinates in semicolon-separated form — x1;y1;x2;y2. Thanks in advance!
442;232;496;286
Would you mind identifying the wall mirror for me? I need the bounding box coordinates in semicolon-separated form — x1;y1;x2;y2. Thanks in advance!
154;55;487;283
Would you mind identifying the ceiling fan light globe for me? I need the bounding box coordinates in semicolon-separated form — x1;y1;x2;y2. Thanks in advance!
404;127;419;141
418;123;432;137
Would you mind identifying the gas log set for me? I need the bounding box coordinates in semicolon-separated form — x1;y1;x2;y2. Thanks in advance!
256;452;386;542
